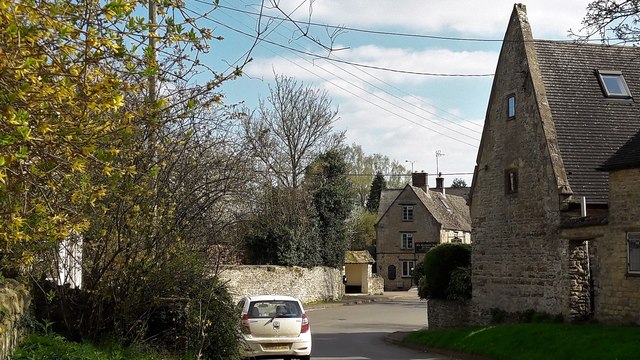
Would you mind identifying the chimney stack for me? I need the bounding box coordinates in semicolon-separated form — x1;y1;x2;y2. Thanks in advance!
435;172;444;189
411;172;428;192
435;172;446;197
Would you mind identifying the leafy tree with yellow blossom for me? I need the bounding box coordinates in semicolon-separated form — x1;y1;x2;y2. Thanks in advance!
2;0;250;356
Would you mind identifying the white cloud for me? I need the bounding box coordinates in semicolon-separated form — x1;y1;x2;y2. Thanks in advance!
334;91;482;186
274;0;592;38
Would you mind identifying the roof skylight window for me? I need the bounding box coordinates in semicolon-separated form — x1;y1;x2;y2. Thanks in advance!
597;70;632;98
439;198;451;212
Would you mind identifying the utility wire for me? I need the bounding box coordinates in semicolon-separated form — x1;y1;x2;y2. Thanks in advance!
197;0;494;77
216;4;483;137
202;7;482;147
217;4;608;43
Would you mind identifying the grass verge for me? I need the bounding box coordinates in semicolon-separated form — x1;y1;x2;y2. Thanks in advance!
404;323;640;360
14;333;179;360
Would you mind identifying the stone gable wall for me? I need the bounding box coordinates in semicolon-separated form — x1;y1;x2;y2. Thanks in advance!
376;187;441;291
470;5;570;319
219;265;344;304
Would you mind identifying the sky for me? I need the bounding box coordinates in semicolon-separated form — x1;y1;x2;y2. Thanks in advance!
194;0;596;187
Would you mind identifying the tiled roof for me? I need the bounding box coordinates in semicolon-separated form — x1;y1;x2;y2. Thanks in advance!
430;187;470;202
377;189;402;218
410;186;471;232
599;130;640;171
344;250;374;264
533;41;640;204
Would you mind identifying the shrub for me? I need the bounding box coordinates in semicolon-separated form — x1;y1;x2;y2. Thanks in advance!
446;266;471;301
32;250;243;359
418;243;471;300
412;261;425;287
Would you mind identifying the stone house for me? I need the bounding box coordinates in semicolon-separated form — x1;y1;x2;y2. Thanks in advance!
592;131;640;324
376;172;471;291
470;4;640;322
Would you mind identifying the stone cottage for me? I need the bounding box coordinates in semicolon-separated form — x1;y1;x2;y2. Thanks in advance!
592;131;640;324
470;4;640;322
377;172;471;291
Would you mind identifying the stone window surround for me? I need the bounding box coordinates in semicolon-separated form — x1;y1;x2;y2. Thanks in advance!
504;169;518;194
401;204;414;221
507;93;516;119
401;260;416;278
401;232;414;249
627;232;640;275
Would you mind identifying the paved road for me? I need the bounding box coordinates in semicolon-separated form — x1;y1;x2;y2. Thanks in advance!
306;292;453;360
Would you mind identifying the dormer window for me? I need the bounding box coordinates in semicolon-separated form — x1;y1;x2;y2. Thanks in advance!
597;70;632;98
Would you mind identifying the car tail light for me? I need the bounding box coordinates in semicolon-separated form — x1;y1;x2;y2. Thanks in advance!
241;314;251;334
300;313;310;333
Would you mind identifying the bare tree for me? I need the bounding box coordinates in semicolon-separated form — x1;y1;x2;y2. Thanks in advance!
243;75;344;188
573;0;640;43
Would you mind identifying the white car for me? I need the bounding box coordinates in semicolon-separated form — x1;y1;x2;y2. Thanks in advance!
238;295;312;360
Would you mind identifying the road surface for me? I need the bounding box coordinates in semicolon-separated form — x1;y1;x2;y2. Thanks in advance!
306;292;453;360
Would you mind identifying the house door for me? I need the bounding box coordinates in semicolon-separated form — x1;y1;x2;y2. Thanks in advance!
388;265;396;281
568;240;594;321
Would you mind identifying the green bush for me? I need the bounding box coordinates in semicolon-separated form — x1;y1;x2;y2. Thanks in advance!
412;261;425;287
418;243;471;300
32;250;243;359
446;266;471;301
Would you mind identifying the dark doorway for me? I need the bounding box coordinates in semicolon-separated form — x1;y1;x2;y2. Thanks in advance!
388;265;396;281
345;285;362;294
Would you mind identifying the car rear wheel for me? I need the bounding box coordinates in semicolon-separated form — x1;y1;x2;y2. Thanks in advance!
298;356;311;360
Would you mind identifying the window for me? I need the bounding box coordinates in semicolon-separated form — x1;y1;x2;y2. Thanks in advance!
440;198;451;212
248;300;302;319
401;232;414;249
597;70;632;98
628;232;640;274
402;260;416;277
505;169;518;194
402;205;414;221
507;94;516;119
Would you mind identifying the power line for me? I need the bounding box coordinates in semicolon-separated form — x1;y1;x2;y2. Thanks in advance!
202;11;494;78
231;1;486;131
198;1;494;77
188;4;484;147
215;6;482;139
201;8;481;147
217;4;607;44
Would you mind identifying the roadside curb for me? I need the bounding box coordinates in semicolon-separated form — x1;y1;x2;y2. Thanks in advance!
304;295;385;309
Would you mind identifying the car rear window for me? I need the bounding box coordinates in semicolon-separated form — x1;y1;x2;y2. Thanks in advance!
248;300;302;319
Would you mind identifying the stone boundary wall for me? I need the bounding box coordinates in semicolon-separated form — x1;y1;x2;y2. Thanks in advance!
368;274;384;295
426;299;471;329
219;265;344;304
0;280;31;360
